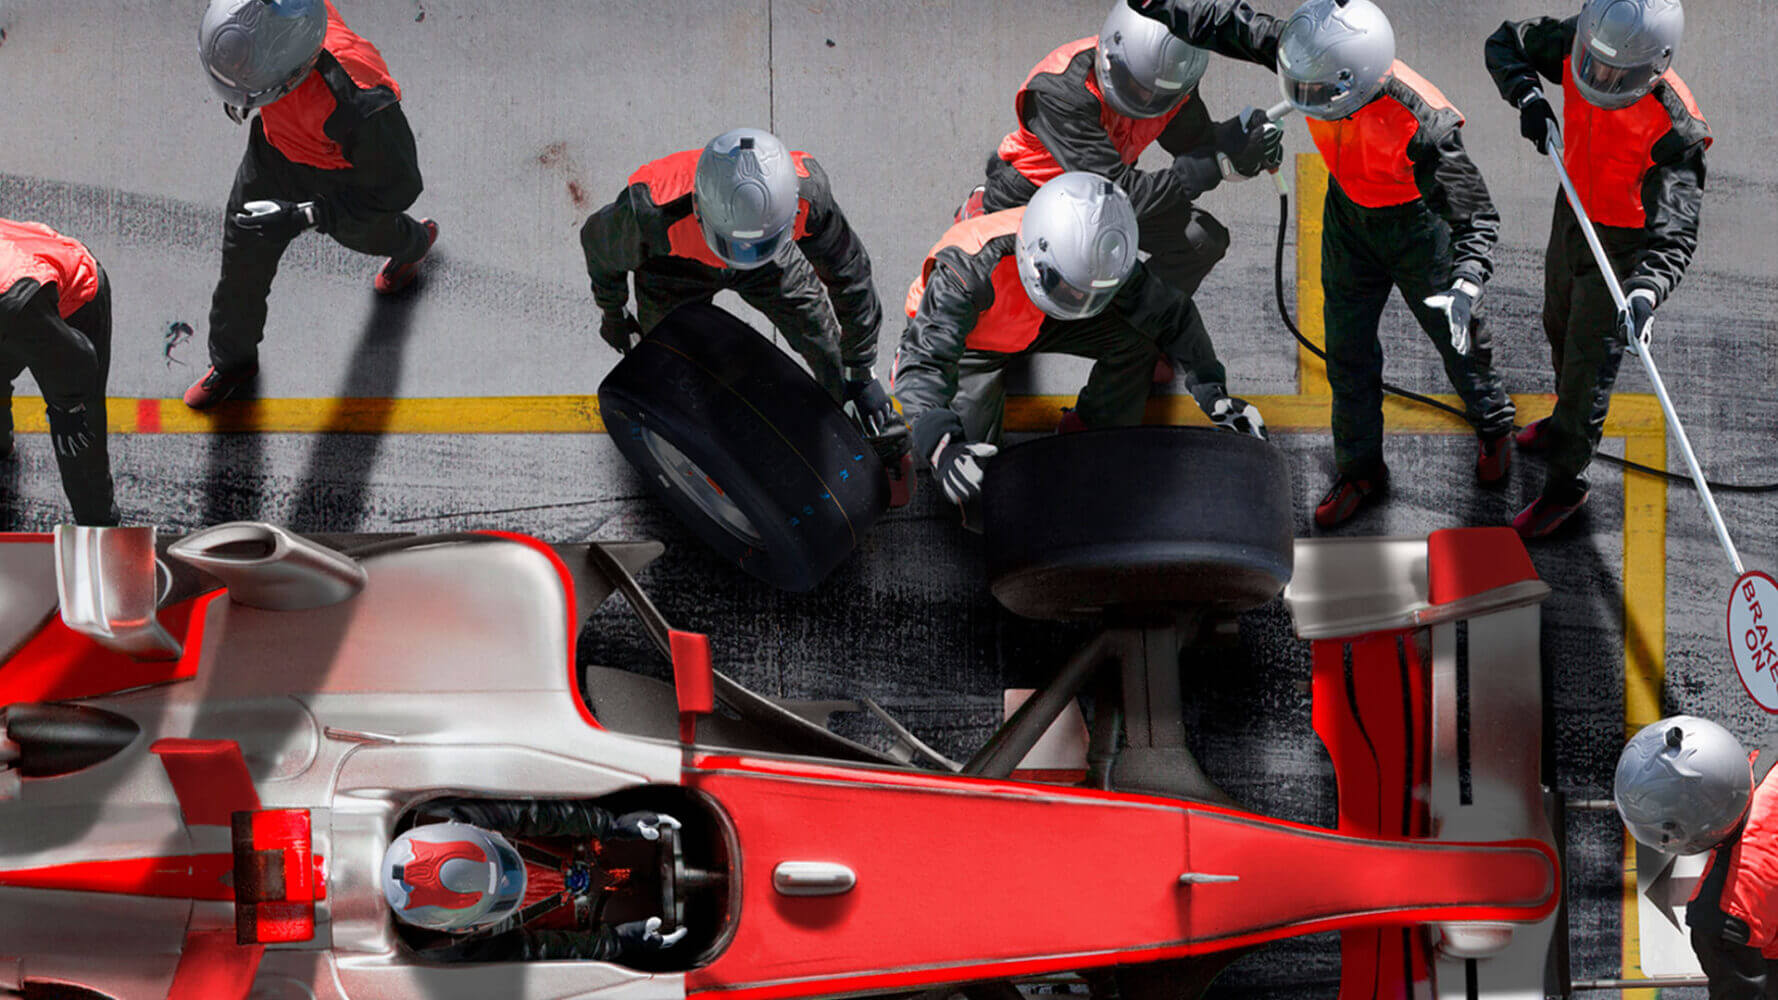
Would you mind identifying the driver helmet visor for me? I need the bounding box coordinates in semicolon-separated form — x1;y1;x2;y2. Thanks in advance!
1100;51;1190;118
1030;260;1121;321
1574;46;1660;107
700;214;790;270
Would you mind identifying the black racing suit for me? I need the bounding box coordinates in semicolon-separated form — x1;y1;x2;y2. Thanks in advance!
1486;16;1710;502
413;798;648;964
1;268;116;526
982;38;1231;302
1125;0;1515;478
580;150;882;400
206;47;429;372
895;210;1226;453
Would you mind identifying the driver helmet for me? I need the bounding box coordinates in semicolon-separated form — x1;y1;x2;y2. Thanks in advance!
1095;1;1211;119
1274;0;1395;121
1614;715;1753;856
381;822;526;932
1571;0;1684;110
1016;172;1140;321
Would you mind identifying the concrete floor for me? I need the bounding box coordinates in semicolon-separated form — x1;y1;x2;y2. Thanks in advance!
3;0;1777;995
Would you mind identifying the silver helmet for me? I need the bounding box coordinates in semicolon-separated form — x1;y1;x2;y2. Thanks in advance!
199;0;327;114
1275;0;1395;121
1096;1;1211;119
1016;172;1140;321
694;128;801;270
1572;0;1683;110
1614;715;1752;856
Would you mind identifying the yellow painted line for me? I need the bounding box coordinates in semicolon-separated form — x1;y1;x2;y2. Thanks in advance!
1620;427;1669;994
11;395;608;435
1294;153;1331;397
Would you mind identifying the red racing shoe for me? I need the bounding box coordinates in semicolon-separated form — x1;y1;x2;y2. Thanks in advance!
374;219;439;295
1056;407;1088;435
1152;354;1175;384
1512;490;1589;539
183;363;258;410
1514;417;1553;452
1476;432;1512;485
1315;466;1388;529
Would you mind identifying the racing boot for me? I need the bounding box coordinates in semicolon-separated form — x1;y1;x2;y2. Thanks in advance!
374;218;440;295
1153;353;1175;384
1512;485;1589;540
1514;417;1553;452
1056;407;1088;435
183;362;259;410
1315;465;1388;529
1476;431;1512;486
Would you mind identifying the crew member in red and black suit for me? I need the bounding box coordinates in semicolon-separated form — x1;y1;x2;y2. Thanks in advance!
0;219;118;527
983;1;1283;334
1486;0;1709;537
581;127;903;450
895;172;1263;528
188;0;437;409
1688;746;1778;998
1125;0;1517;529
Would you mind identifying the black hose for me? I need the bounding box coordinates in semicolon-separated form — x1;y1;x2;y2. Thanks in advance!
1270;192;1778;494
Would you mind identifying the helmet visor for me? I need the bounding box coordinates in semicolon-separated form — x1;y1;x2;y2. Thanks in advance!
1574;47;1660;108
700;215;789;270
1030;259;1120;321
1100;52;1189;118
1281;71;1358;120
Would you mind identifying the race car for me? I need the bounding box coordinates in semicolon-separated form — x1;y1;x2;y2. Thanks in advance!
0;429;1561;1000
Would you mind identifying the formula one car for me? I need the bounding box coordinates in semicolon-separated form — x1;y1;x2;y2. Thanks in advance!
0;430;1561;1000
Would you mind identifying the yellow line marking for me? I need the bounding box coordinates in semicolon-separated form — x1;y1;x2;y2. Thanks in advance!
1295;153;1331;397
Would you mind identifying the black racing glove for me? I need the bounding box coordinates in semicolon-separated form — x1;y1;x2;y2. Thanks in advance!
614;917;688;955
1185;373;1268;440
842;372;910;463
600;310;643;354
930;435;997;533
234;199;327;240
1620;288;1657;350
1210;113;1285;180
1515;89;1559;155
46;403;96;458
610;811;681;842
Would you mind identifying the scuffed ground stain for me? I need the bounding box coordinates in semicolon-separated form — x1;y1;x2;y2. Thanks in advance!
537;141;591;211
411;0;426;22
163;321;193;368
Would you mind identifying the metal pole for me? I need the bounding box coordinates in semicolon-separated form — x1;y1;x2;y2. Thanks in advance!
1544;128;1744;575
1570;977;1708;991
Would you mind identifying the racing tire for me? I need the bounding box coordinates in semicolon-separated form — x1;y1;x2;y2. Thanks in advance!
599;303;888;592
983;427;1293;620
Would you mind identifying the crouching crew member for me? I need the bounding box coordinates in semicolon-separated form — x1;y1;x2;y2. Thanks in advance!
0;219;118;527
189;0;438;409
894;172;1264;528
1486;0;1707;538
1125;0;1517;529
581;128;906;456
1615;716;1776;998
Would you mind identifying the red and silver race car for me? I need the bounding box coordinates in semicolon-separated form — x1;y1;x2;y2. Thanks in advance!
0;429;1562;1000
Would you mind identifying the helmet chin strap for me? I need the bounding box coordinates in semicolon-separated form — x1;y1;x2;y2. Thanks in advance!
225;103;250;125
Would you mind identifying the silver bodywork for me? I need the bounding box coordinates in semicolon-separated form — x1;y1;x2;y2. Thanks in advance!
0;533;683;1000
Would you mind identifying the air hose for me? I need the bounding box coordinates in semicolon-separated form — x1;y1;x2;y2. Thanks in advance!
1268;190;1778;494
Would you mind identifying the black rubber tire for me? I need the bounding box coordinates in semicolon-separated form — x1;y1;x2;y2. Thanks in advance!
983;427;1293;620
599;303;887;592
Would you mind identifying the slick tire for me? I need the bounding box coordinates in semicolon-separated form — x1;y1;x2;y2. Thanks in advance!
983;427;1293;620
599;303;887;592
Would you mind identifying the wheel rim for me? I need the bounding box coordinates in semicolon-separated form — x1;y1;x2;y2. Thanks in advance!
640;427;764;546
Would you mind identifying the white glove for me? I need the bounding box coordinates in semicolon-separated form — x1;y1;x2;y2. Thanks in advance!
1423;279;1482;356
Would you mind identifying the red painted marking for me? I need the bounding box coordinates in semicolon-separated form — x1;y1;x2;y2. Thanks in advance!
0;853;235;900
474;531;602;730
151;739;261;826
685;755;1556;999
135;398;162;434
0;590;218;709
168;929;263;1000
1426;526;1539;605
